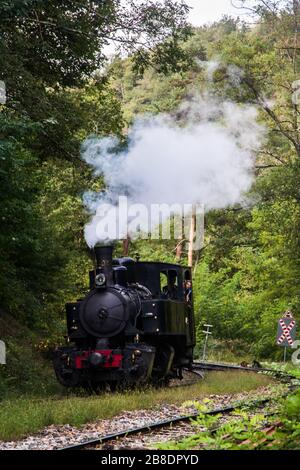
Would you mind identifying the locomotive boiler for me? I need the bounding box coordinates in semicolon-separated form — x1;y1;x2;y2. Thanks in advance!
54;245;196;390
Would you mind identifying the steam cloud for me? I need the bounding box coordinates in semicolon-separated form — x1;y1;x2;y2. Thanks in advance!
82;94;265;247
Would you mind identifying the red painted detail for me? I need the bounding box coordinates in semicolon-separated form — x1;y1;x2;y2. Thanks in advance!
74;350;122;369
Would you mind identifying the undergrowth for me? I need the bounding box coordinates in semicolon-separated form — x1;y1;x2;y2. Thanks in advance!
158;368;300;450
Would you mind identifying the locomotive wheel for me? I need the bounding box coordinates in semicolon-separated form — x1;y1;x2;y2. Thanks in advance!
54;363;81;388
83;381;121;394
152;344;175;381
108;381;121;392
152;376;171;389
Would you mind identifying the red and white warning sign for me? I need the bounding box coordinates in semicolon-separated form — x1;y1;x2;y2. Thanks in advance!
277;311;297;348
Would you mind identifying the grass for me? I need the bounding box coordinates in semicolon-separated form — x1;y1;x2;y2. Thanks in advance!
193;338;256;364
0;371;274;442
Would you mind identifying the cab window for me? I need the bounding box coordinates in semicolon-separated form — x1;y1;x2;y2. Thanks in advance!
160;270;179;300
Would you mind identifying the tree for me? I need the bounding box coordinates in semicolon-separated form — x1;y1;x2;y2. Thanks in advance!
0;0;191;90
0;1;191;160
0;1;191;331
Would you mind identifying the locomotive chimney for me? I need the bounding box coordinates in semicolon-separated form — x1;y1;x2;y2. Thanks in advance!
94;245;114;285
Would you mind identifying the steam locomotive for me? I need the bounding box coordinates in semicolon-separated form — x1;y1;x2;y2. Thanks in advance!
54;246;196;390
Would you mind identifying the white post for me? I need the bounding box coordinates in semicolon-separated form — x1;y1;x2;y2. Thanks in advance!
284;347;287;363
202;324;213;362
0;340;6;365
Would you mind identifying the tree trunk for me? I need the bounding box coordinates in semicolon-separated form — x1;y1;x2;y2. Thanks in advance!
175;239;184;260
122;236;130;256
175;217;185;261
188;207;196;268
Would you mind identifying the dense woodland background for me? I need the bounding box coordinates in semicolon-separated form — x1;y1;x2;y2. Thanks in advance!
1;0;300;396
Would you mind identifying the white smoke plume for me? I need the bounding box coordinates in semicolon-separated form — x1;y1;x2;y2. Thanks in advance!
198;58;245;86
82;94;265;247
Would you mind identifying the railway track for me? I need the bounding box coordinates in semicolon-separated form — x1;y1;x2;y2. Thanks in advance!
60;396;276;450
191;361;295;379
60;363;296;451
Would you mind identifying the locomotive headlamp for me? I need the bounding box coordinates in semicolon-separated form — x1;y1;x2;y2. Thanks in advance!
95;273;106;287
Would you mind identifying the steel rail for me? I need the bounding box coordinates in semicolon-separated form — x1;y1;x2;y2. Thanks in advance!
191;362;295;378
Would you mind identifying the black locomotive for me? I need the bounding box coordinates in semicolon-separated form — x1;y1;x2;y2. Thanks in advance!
54;245;196;390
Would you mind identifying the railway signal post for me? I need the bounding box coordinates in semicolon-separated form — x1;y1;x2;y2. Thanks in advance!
277;311;297;363
202;324;213;361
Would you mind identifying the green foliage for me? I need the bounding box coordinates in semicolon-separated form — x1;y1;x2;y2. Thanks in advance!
0;113;61;326
0;1;191;396
159;383;300;450
106;7;300;359
0;1;191;94
1;0;300;405
0;312;62;399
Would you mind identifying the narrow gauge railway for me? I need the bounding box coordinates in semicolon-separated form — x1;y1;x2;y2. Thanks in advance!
60;384;291;451
53;245;298;451
53;245;293;393
191;362;295;380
